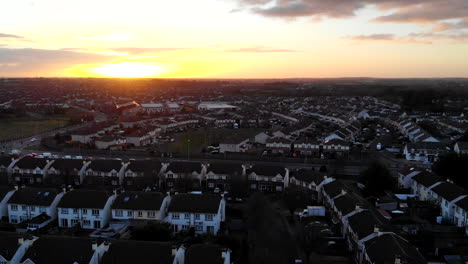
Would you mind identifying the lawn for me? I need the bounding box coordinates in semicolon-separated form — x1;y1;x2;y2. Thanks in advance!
0;118;69;141
159;128;266;153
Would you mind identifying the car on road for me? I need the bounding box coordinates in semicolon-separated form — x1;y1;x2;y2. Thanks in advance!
30;138;37;142
64;155;72;159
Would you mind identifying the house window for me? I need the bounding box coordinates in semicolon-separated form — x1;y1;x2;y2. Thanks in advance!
172;224;179;233
115;210;123;217
22;205;27;211
127;211;133;217
137;211;143;217
82;209;88;215
61;218;69;227
195;214;200;220
11;205;18;211
148;211;156;218
92;209;100;216
71;219;79;226
30;206;35;212
206;214;214;221
167;173;173;178
195;225;203;232
61;208;69;214
207;226;214;233
184;213;190;219
172;213;180;219
208;183;215;188
10;215;18;223
182;225;189;230
111;180;118;185
111;172;117;177
73;208;79;214
94;221;101;229
39;207;46;213
83;220;91;226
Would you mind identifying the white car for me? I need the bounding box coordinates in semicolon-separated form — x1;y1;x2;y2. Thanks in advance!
30;138;37;142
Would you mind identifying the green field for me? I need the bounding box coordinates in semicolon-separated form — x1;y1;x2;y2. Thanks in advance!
0;118;69;141
160;128;266;153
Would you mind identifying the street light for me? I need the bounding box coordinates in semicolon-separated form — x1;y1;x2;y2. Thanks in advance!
187;139;191;159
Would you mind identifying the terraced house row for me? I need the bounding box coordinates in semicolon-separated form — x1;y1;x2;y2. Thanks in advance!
0;232;231;264
0;186;225;235
0;156;309;193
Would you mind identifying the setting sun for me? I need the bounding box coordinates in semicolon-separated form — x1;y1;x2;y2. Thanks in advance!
91;62;164;78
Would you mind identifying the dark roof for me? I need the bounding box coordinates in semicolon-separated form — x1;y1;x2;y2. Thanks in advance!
323;180;346;198
207;162;243;175
365;234;426;264
247;164;285;177
324;139;349;146
398;166;422;176
49;159;84;171
456;196;468;211
412;171;442;188
0;186;14;202
334;194;365;216
406;142;448;151
126;160;162;173
0;231;20;261
291;169;325;184
456;141;468;151
8;187;59;206
168;194;221;214
432;182;467;202
0;156;13;167
186;244;223;264
88;159;123;172
58;189;112;209
112;191;165;210
101;240;172;264
14;157;48;169
348;210;388;240
21;236;95;264
166;162;202;174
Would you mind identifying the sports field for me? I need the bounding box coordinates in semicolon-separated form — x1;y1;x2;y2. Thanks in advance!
0;118;69;141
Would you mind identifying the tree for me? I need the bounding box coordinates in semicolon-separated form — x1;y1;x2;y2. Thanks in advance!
131;222;172;242
360;160;396;196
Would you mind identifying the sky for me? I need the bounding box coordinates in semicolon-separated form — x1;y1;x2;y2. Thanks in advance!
0;0;468;78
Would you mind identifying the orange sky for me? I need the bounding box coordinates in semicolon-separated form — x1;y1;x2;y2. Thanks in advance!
1;0;468;78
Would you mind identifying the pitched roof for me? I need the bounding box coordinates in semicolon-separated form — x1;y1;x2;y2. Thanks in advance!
455;196;468;211
334;193;366;216
290;169;325;184
207;162;243;175
365;234;426;264
406;142;448;151
8;187;59;206
112;191;165;211
58;189;112;209
322;180;346;199
186;244;224;264
166;162;202;174
14;157;48;169
432;182;467;202
0;156;13;167
411;171;442;188
348;210;388;240
168;194;222;214
88;159;123;172
0;186;14;202
398;166;422;177
21;236;95;264
0;231;20;261
247;164;285;177
49;159;84;171
101;240;172;264
126;160;162;173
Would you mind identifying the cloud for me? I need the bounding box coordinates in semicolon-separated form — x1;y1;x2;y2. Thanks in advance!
348;34;395;41
0;33;24;39
0;48;116;74
225;47;299;52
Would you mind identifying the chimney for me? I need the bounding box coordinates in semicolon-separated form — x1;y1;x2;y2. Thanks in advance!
14;185;19;191
62;187;67;193
92;240;98;250
341;189;347;196
166;192;171;197
171;246;177;256
373;226;380;233
395;256;401;264
355;205;360;210
113;189;117;195
18;237;24;244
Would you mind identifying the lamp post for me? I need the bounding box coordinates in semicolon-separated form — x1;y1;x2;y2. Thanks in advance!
187;139;191;160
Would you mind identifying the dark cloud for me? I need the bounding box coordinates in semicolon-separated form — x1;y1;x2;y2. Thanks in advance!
225;47;299;52
0;33;24;39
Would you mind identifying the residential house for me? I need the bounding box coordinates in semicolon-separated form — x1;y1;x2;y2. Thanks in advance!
204;162;245;192
0;232;36;264
454;141;468;155
254;132;270;144
404;142;449;163
219;136;250;153
247;165;289;192
83;160;127;186
431;182;467;223
331;193;366;236
362;233;426;264
182;244;231;264
161;162;205;191
322;139;350;158
57;189;116;229
0;156;16;184
454;196;468;232
7;187;64;229
321;180;347;208
266;137;292;154
123;160;163;188
45;158;89;186
95;135;127;150
293;138;320;156
411;171;443;201
398;166;423;189
101;240;173;264
164;193;225;234
0;186;15;220
11;157;54;185
111;191;166;224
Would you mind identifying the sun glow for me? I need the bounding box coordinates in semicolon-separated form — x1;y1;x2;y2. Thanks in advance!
91;62;164;78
